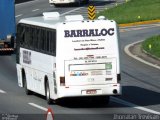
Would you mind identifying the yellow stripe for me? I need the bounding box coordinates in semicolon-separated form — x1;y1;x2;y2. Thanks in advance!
88;6;95;10
119;20;160;27
88;6;95;9
88;5;96;20
88;8;95;12
88;11;95;16
88;15;96;20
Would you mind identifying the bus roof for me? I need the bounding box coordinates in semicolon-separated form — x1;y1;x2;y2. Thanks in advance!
19;16;65;28
19;12;115;29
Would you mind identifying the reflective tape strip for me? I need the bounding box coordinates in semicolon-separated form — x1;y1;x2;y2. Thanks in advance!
0;48;14;51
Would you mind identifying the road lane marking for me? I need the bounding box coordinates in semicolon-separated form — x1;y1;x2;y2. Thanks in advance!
60;0;109;16
32;9;39;12
60;7;84;16
124;40;160;70
16;0;40;6
59;1;126;20
0;89;6;93
16;14;23;18
112;97;160;115
28;103;47;111
28;97;160;115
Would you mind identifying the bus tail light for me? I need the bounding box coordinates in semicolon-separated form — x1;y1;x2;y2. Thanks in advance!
60;76;65;86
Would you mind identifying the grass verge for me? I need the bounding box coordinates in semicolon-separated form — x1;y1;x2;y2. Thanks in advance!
97;0;160;24
142;35;160;58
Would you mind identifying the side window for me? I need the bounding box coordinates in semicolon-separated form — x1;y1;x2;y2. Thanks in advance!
52;29;56;56
37;28;42;51
29;27;34;49
33;27;39;50
49;31;53;54
46;31;50;52
41;29;46;51
17;24;56;56
24;26;31;48
17;24;25;46
48;29;56;55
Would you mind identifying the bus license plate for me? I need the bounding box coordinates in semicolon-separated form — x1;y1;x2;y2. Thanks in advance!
86;90;97;94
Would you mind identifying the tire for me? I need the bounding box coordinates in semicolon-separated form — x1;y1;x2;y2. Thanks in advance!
54;4;59;7
45;81;52;104
54;3;63;7
23;74;32;95
10;36;15;48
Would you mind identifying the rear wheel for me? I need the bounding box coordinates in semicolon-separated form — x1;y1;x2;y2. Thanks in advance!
54;4;60;7
45;81;52;104
23;73;32;95
10;36;15;48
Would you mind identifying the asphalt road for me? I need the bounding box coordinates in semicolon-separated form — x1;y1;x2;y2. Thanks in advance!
0;0;160;120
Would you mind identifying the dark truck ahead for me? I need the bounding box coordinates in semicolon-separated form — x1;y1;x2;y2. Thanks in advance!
0;0;16;53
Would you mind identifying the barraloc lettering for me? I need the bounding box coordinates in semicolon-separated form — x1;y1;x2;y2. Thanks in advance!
64;28;114;37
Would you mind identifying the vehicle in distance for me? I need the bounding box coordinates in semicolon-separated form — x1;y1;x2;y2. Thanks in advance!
16;12;122;104
0;0;16;53
49;0;89;6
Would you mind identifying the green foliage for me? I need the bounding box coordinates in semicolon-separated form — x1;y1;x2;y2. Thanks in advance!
97;0;160;24
142;35;160;58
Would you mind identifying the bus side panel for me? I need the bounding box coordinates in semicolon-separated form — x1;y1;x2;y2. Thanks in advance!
19;47;58;98
116;24;121;75
16;64;23;87
48;72;58;100
24;66;36;92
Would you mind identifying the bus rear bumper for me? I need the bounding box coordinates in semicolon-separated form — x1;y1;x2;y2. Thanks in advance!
57;84;122;99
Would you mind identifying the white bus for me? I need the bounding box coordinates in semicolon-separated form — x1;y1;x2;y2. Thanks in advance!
49;0;89;6
16;12;121;104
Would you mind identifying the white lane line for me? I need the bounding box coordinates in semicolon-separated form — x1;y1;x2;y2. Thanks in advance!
16;0;40;6
32;9;39;12
28;103;47;111
60;0;104;17
124;40;160;70
112;97;160;115
28;98;160;114
60;7;84;16
16;14;23;18
60;0;122;16
0;89;6;94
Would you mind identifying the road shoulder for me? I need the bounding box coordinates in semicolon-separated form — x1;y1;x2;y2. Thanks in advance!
124;40;160;70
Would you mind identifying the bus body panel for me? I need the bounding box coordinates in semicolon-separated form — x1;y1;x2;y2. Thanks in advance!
17;64;23;87
17;47;57;97
16;15;121;101
64;58;117;86
58;84;121;98
56;20;121;98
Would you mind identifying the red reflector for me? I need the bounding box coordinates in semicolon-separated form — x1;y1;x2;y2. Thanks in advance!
60;76;65;86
